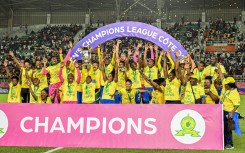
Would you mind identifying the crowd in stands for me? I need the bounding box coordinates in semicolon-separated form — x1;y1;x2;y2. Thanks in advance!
205;17;239;44
0;24;82;77
165;18;245;76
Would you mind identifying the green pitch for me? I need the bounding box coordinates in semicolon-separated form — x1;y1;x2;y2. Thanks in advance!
0;94;7;102
0;95;244;153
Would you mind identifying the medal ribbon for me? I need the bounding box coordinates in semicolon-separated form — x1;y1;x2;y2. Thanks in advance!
126;90;132;103
198;71;203;80
10;86;16;98
68;83;72;94
34;86;39;95
133;70;137;82
66;69;70;77
148;68;152;78
220;90;231;103
105;82;111;93
85;84;89;94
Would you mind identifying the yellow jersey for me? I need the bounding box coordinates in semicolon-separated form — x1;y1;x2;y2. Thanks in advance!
59;81;78;103
203;65;226;80
158;55;175;78
8;82;22;103
92;69;101;89
193;68;205;80
33;69;48;88
40;97;52;104
101;63;114;86
61;67;74;82
82;82;95;103
193;68;205;87
76;68;83;92
165;78;181;101
45;63;61;84
102;81;117;100
30;85;44;104
183;82;205;104
143;66;158;88
117;69;126;90
220;89;240;112
21;67;33;88
151;86;165;104
126;68;141;89
118;88;137;104
205;85;219;104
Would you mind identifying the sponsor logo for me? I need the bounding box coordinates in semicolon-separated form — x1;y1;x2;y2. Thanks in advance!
0;110;8;138
171;109;205;144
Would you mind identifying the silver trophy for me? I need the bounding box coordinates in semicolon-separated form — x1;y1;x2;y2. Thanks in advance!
82;47;91;65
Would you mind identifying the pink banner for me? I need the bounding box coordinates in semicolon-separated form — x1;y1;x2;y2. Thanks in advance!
0;104;223;150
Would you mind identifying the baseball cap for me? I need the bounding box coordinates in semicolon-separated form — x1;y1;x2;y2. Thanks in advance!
223;77;235;84
190;75;198;79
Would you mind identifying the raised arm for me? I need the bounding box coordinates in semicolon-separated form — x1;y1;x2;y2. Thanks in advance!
186;53;192;70
137;54;143;69
69;54;77;71
74;62;81;84
25;68;31;83
69;41;73;50
30;70;36;82
217;63;224;80
101;60;107;82
97;45;101;63
190;58;196;72
149;44;154;60
183;62;191;83
28;82;38;101
176;51;185;85
142;44;148;67
163;51;168;78
154;45;158;66
59;47;64;62
133;42;142;62
50;89;59;103
115;40;121;60
19;69;22;85
42;58;49;75
175;51;180;79
9;51;21;69
58;62;65;83
99;49;104;70
158;51;163;71
125;48;132;70
111;45;116;66
4;60;11;83
167;48;175;73
114;59;119;83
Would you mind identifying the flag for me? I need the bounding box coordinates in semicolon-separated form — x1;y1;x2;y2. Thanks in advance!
64;49;72;63
233;112;242;136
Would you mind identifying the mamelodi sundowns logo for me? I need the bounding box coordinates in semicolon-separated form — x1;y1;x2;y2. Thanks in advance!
171;109;206;144
0;110;8;138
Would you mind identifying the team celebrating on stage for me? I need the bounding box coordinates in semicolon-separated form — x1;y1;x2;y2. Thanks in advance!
3;38;242;149
4;39;240;107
